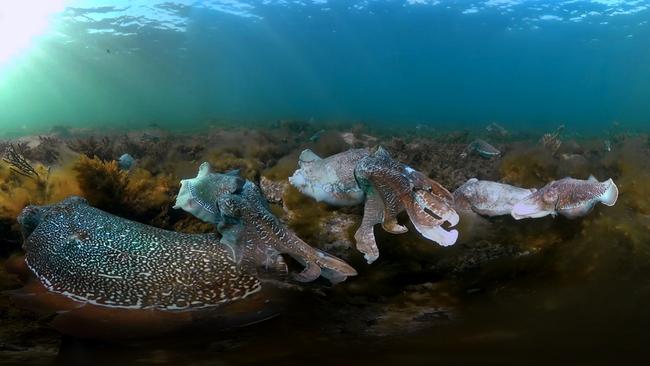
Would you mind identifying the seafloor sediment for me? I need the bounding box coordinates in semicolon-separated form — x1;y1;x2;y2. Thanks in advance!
1;122;649;365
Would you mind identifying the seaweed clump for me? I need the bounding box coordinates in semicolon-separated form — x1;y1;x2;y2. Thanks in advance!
500;145;558;187
72;155;175;220
73;155;128;211
66;136;116;161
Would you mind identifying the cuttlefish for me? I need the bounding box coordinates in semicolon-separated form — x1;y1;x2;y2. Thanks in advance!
453;178;537;217
289;148;368;206
511;176;618;219
354;147;459;262
10;196;278;338
290;147;459;263
174;162;357;283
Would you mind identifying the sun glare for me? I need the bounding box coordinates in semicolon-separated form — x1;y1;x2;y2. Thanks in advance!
0;0;68;65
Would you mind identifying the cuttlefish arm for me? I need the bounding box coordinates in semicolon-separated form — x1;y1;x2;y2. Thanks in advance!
511;176;618;220
218;182;357;284
353;189;385;264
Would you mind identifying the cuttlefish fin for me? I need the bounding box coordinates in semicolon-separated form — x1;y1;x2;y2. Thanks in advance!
298;149;322;164
354;190;384;263
374;146;391;158
600;178;618;206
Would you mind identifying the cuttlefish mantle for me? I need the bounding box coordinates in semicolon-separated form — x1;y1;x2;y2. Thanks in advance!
16;196;262;312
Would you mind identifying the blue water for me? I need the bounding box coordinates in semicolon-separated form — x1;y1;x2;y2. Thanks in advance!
0;0;649;134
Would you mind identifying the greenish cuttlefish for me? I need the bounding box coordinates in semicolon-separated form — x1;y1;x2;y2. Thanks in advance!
173;162;357;284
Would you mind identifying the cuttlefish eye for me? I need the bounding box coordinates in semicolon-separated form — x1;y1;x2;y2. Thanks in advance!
542;190;558;204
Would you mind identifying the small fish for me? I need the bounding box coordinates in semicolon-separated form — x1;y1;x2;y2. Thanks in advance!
604;140;612;152
308;129;325;142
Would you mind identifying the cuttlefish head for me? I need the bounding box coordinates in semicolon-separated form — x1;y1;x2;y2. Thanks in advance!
174;162;245;223
17;196;89;239
510;185;559;220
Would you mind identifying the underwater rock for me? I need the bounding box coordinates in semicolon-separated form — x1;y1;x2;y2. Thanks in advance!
340;132;378;147
259;176;286;204
453;178;537;217
511;176;618;219
117;153;135;171
289;148;368;206
174;162;357;284
313;212;358;261
363;282;456;337
460;139;501;159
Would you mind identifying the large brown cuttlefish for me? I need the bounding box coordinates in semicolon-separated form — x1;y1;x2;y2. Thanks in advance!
290;147;459;263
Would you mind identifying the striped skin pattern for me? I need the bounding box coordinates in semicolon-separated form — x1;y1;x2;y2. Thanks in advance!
19;197;261;311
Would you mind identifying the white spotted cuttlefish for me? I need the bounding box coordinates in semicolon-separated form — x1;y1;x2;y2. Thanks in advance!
8;196;281;339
